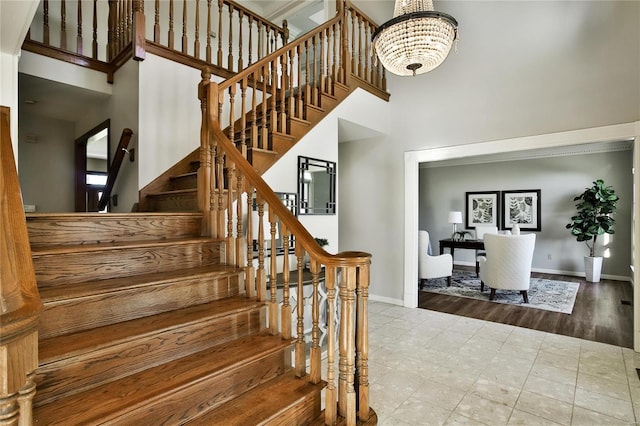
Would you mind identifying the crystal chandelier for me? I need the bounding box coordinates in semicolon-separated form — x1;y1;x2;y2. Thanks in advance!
372;0;458;77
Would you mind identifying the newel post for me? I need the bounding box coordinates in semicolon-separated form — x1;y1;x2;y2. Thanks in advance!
198;68;214;237
132;0;146;61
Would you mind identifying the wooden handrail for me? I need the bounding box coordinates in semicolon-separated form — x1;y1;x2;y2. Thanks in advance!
0;106;42;424
97;128;133;212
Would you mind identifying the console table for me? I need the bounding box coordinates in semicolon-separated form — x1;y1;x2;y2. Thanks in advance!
439;238;485;276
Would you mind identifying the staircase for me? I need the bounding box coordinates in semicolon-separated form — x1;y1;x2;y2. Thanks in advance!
26;212;325;424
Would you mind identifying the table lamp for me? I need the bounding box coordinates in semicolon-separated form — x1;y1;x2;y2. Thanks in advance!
448;211;463;239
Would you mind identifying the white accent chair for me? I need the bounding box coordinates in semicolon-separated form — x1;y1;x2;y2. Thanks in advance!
474;225;498;276
418;230;453;289
478;233;536;303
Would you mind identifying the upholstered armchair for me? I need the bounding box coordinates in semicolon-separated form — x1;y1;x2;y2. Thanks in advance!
418;230;453;289
478;233;536;302
474;225;498;276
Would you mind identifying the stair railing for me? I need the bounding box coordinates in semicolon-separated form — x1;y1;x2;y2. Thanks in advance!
0;106;43;424
201;81;372;423
97;127;134;212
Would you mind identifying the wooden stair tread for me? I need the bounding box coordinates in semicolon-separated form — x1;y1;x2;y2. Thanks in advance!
186;371;325;425
170;171;198;180
33;334;291;425
26;212;202;219
31;236;220;256
38;264;240;302
147;188;197;197
39;296;260;364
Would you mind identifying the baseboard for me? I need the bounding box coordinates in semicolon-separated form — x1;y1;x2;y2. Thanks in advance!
369;294;404;306
453;261;632;283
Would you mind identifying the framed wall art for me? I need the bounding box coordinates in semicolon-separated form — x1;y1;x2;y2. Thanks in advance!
501;189;541;231
465;191;500;229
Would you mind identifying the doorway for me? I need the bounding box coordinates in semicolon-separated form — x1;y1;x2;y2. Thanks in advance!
75;120;110;212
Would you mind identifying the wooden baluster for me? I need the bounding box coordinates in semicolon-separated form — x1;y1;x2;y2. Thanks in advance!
250;71;258;150
107;0;115;60
331;23;337;89
237;10;243;71
338;266;357;424
182;0;188;53
351;11;356;78
228;84;236;145
270;60;277;135
226;163;236;265
324;265;338;424
92;0;98;58
199;69;213;237
245;187;256;298
217;0;223;66
216;151;225;239
194;0;200;59
320;29;326;96
358;15;364;78
117;0;122;50
60;0;67;50
235;174;245;270
132;0;145;61
43;0;50;45
279;53;286;133
260;65;268;150
206;0;211;62
281;225;291;340
268;206;278;335
154;0;160;42
256;198;266;301
309;260;321;384
367;23;373;84
76;1;83;55
296;44;303;119
127;0;132;45
295;250;306;377
356;262;370;421
256;21;262;61
168;0;174;49
17;373;37;426
227;4;234;71
247;15;253;65
304;39;310;108
311;35;318;106
209;143;218;238
287;49;294;129
281;20;288;47
240;78;247;157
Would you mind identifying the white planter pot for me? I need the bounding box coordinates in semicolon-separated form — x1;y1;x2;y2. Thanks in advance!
584;256;603;283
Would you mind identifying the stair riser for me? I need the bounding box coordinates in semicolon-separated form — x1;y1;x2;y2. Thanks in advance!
91;349;286;425
39;272;242;339
150;193;198;212
34;241;223;288
262;392;322;426
170;174;197;190
26;214;202;247
35;305;267;407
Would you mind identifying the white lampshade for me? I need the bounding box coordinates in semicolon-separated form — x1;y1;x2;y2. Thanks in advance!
448;211;463;224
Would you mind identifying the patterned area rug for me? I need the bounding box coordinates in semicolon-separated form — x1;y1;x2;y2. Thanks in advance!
421;270;580;314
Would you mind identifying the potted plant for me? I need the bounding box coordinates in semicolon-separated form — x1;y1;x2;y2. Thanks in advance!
566;179;618;282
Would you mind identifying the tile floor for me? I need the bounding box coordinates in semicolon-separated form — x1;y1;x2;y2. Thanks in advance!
365;300;640;425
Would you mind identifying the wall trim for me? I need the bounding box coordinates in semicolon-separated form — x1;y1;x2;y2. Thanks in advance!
369;294;404;306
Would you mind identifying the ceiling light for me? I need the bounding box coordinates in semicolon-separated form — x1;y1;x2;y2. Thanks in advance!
372;0;458;77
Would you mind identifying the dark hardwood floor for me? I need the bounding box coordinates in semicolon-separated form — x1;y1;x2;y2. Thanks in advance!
418;266;634;348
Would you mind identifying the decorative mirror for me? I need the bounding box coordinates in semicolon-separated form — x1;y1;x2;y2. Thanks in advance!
298;156;336;215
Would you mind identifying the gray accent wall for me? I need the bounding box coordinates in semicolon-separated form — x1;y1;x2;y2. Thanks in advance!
419;150;633;278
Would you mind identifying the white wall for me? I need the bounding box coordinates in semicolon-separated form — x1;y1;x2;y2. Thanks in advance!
0;52;19;157
419;150;634;279
339;0;640;304
18;115;75;211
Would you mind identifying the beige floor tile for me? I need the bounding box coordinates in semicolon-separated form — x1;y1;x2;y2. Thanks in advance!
473;326;513;344
571;406;635;425
576;371;632;401
489;350;537;373
534;350;579;372
471;378;521;407
430;364;483;392
429;333;472;353
514;390;573;425
507;409;563;425
453;393;513;425
522;375;575;404
529;362;577;387
573;387;635;422
539;341;581;359
578;358;628;384
444;413;490;425
414;380;467;411
391;394;454;425
479;364;530;389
